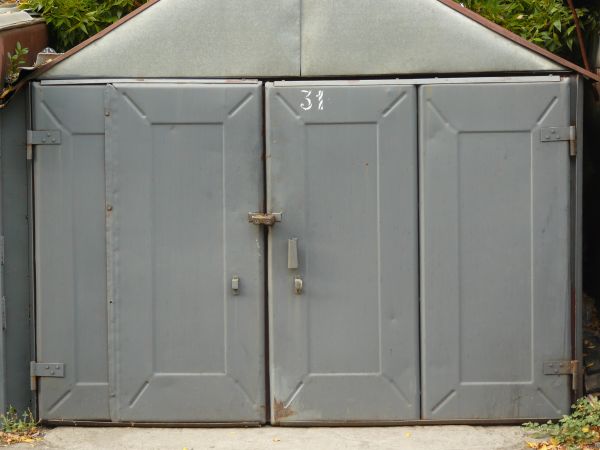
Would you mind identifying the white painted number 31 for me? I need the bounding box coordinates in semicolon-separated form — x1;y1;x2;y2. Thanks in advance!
300;90;324;111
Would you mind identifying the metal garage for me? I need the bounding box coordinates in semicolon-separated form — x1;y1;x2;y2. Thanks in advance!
12;0;598;424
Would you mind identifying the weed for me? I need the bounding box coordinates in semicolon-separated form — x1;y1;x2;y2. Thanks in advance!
524;395;600;450
6;42;29;86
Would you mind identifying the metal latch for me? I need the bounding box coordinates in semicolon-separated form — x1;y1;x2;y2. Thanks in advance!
248;212;282;226
544;360;580;391
540;126;577;156
26;130;61;160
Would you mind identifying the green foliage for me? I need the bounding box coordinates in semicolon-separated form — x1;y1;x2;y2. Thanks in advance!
523;396;600;450
6;42;29;85
0;406;37;434
458;0;600;60
18;0;148;52
0;406;41;445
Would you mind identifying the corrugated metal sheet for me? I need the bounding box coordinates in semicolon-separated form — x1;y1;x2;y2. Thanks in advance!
37;0;579;80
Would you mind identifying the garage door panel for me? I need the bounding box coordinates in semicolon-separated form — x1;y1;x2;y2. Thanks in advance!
267;83;419;423
106;83;265;422
420;81;571;420
33;84;110;420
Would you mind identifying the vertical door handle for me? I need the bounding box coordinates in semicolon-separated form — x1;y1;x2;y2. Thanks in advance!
231;276;240;295
288;238;299;269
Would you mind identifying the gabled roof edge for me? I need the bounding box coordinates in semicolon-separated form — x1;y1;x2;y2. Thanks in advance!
11;0;600;87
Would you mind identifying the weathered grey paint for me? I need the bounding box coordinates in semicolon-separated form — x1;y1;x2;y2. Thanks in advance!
266;82;420;423
1;91;32;414
300;0;561;76
39;0;564;80
420;80;572;419
105;83;265;422
40;0;300;79
33;84;110;420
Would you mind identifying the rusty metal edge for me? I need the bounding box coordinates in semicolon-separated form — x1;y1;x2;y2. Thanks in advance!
42;418;550;427
436;0;600;83
271;418;553;427
42;420;262;428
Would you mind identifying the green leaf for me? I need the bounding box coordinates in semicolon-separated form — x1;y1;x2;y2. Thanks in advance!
553;19;561;31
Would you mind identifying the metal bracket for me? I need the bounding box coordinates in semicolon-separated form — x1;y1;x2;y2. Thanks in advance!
30;362;65;378
544;360;580;391
540;126;577;156
26;130;61;160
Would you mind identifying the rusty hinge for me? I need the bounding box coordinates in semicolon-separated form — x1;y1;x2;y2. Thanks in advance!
30;362;65;391
248;212;282;226
540;126;577;156
26;130;61;160
544;360;580;391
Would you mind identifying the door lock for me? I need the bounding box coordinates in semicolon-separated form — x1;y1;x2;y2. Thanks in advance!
248;212;282;226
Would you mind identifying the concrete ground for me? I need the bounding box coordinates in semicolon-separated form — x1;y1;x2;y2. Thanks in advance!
13;425;529;450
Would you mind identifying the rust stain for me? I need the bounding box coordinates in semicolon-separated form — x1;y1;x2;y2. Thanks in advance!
273;399;295;420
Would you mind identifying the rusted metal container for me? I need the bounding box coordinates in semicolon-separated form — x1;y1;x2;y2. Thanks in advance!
0;9;47;87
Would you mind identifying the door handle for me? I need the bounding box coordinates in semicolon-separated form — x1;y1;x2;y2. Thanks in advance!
248;212;282;226
231;276;240;295
288;238;299;269
294;276;303;295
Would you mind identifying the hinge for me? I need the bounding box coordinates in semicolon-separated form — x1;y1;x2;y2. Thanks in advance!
544;360;580;391
30;362;65;391
26;130;61;160
540;126;577;156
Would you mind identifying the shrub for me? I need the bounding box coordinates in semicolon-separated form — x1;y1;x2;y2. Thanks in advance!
458;0;600;61
523;395;600;450
19;0;148;52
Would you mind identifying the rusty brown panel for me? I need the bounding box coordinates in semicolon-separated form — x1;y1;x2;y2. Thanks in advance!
273;399;295;422
0;22;47;86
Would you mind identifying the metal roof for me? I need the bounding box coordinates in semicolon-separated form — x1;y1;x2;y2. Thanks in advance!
34;0;600;81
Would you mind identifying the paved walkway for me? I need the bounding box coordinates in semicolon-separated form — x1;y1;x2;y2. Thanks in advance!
14;425;528;450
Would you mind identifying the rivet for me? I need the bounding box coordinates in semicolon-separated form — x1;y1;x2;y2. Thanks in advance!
50;371;54;375
55;365;60;369
45;365;49;369
107;205;113;212
41;138;47;143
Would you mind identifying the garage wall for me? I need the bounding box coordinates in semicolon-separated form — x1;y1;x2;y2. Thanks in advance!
0;90;32;414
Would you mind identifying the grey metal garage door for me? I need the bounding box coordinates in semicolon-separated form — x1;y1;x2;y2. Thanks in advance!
266;82;420;423
420;80;572;419
33;78;574;424
34;82;266;423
